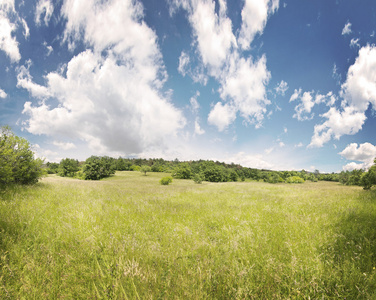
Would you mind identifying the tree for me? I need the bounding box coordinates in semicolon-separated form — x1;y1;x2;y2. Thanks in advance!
140;165;151;176
0;126;44;188
59;158;80;177
173;163;192;179
361;159;376;190
160;176;173;185
82;156;115;180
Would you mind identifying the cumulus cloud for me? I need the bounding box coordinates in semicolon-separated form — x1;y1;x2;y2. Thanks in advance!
0;0;21;62
171;0;274;132
341;45;376;111
340;142;376;170
275;80;288;96
308;45;376;147
178;51;189;76
219;54;271;128
0;88;7;98
342;21;352;35
238;0;279;50
194;118;205;135
350;38;360;48
224;151;274;169
35;0;54;26
189;91;200;113
16;61;51;98
289;89;315;121
20;0;185;155
309;106;366;148
53;141;76;150
207;102;236;131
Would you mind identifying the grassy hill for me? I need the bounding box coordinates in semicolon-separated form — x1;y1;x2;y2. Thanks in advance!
1;172;376;299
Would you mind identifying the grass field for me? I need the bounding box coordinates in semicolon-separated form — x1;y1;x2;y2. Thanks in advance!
1;171;376;299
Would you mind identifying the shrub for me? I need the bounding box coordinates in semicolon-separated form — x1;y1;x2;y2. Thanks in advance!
140;165;151;176
193;173;203;184
82;156;115;180
0;126;44;188
286;176;305;184
173;164;192;179
59;158;80;177
160;176;173;185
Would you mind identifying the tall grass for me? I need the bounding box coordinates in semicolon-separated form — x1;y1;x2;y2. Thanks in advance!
1;172;376;299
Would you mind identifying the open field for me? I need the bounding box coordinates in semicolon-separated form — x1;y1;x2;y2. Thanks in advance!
1;171;376;299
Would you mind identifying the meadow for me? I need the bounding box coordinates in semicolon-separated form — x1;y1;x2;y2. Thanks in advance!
1;171;376;299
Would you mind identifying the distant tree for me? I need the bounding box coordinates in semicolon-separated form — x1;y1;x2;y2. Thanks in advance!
193;173;203;184
46;162;59;174
160;176;173;185
59;158;80;177
173;163;192;179
140;165;151;176
286;176;305;184
0;126;44;188
82;156;115;180
361;160;376;190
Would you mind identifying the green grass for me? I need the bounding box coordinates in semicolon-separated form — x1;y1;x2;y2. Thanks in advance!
1;171;376;299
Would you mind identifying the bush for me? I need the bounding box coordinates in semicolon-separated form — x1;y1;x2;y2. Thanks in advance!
0;126;44;188
160;176;173;185
173;164;192;179
82;156;115;180
193;173;203;184
286;176;305;184
59;158;80;177
140;165;151;176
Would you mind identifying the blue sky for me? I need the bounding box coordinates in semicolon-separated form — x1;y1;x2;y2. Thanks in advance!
1;0;376;172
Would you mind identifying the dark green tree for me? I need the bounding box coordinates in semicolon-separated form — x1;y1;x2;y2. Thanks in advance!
82;156;115;180
59;158;80;177
0;126;44;188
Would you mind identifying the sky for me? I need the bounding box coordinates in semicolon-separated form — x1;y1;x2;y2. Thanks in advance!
1;0;376;173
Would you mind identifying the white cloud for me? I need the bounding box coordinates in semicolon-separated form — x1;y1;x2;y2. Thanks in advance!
219;54;271;128
21;0;186;155
289;89;315;121
17;62;51;99
238;0;279;50
224;151;274;169
189;91;200;113
342;162;365;171
275;80;288;96
309;106;366;148
308;45;376;148
0;0;21;62
309;45;376;147
0;88;7;98
332;63;342;85
188;0;236;73
35;0;54;26
178;51;189;76
194;118;205;135
207;102;236;132
341;45;376;112
350;38;360;48
342;21;352;35
340;142;376;162
170;0;274;132
340;142;376;170
53;141;76;150
21;18;29;38
295;142;304;148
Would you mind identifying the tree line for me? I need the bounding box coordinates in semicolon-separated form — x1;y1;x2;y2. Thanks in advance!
1;126;375;189
46;156;376;187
